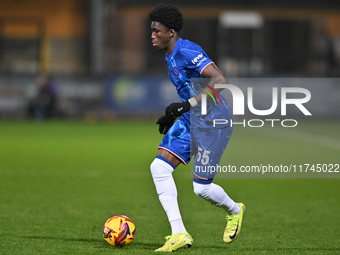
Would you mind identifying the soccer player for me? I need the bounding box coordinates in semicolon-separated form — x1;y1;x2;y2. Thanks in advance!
149;4;245;252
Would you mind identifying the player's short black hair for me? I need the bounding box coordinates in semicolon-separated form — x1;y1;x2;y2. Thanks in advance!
149;4;183;32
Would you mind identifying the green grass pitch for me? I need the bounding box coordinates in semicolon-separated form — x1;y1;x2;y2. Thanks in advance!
0;120;339;254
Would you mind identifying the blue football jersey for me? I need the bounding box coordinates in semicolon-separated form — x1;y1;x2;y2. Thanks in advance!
165;38;213;102
165;38;232;127
159;38;233;167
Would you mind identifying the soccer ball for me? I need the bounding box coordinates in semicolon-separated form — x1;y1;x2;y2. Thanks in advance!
103;215;136;247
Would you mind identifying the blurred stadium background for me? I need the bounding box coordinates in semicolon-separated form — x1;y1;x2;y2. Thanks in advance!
0;0;340;120
1;1;340;254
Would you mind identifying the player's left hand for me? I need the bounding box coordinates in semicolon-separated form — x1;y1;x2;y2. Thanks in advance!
156;115;176;135
165;101;190;117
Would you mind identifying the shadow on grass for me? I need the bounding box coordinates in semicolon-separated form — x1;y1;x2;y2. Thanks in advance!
20;235;340;253
21;235;160;251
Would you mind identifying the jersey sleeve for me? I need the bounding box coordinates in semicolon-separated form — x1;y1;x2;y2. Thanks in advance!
180;42;214;75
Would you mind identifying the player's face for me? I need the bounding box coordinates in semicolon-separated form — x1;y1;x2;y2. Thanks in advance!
151;21;171;51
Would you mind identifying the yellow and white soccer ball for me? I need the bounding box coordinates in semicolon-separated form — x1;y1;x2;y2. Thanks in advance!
103;215;136;247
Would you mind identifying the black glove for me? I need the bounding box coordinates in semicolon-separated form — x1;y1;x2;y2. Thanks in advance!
165;100;190;117
156;115;176;135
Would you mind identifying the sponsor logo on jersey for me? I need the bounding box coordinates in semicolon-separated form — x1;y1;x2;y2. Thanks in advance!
191;53;206;66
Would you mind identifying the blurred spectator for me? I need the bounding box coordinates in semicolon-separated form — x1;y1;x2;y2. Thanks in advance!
27;74;59;119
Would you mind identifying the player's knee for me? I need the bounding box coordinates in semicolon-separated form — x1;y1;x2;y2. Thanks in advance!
193;181;211;199
150;158;173;179
150;159;163;178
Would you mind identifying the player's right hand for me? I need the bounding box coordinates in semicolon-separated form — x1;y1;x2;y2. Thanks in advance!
156;115;176;135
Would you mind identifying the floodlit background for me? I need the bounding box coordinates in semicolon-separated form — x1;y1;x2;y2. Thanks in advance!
0;1;339;254
0;0;340;119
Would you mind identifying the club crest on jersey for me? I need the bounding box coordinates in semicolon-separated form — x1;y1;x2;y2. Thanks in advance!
173;66;179;77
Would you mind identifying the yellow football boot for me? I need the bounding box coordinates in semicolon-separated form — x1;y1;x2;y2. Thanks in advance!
155;231;193;252
223;203;246;243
